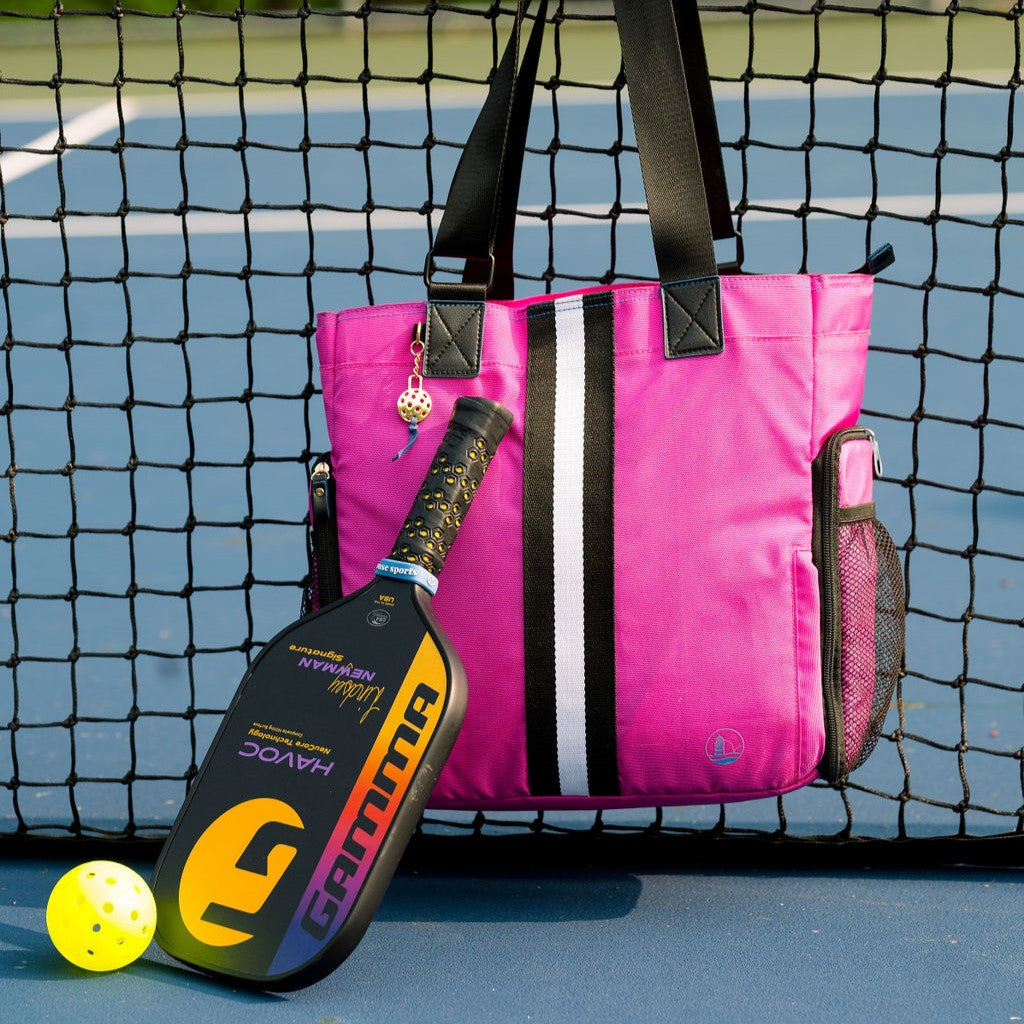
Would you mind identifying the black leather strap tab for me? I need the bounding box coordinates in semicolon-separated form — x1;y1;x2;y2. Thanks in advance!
424;301;485;378
663;277;723;359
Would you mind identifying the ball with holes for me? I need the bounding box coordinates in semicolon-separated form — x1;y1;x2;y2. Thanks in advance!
397;387;432;423
45;860;156;971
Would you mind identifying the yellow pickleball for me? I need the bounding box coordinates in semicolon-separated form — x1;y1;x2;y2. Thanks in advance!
45;860;156;972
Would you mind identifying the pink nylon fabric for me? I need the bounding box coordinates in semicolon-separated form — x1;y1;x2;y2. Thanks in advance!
836;436;880;771
839;439;875;508
316;274;874;809
838;520;880;772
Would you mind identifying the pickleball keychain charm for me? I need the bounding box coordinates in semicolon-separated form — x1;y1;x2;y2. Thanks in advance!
393;324;432;461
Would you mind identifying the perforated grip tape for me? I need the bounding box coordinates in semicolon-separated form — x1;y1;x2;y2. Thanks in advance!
388;396;513;578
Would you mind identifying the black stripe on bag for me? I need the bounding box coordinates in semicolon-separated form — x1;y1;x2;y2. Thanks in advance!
524;300;560;797
582;295;619;797
523;293;619;797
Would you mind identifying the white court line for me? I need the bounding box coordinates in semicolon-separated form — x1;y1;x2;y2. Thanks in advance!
0;98;139;183
0;73;1012;122
1;193;1019;240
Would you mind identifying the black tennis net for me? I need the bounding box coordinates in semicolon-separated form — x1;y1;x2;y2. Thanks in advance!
1;1;1021;864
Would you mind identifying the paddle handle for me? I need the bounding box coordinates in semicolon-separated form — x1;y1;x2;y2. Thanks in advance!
387;397;513;580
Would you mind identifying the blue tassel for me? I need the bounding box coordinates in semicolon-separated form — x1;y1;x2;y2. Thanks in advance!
392;417;419;462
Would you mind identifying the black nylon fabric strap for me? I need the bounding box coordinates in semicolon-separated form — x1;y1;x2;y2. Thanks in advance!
482;0;735;298
428;0;548;296
424;1;549;375
523;293;620;798
466;0;550;298
670;0;734;245
429;0;725;301
523;299;560;796
613;0;717;284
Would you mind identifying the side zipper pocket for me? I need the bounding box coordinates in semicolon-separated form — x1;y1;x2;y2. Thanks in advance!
813;427;906;783
301;453;343;616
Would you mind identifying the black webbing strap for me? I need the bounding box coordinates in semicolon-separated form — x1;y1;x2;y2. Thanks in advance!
427;0;549;301
481;0;736;297
613;0;717;284
671;0;735;247
466;0;551;300
425;0;725;375
427;0;731;301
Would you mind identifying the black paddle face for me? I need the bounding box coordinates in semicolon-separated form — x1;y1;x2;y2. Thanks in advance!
151;580;463;990
152;395;512;990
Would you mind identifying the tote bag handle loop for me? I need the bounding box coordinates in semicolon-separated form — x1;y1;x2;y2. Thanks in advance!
425;0;550;304
423;0;735;378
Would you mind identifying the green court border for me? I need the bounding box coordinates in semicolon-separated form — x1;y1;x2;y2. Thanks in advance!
1;6;1021;104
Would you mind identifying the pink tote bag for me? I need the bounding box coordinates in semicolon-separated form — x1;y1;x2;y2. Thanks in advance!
311;0;905;810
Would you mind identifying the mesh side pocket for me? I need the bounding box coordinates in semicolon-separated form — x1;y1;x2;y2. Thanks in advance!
837;518;905;773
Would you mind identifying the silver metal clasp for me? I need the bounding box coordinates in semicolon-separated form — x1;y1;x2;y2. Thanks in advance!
864;428;884;477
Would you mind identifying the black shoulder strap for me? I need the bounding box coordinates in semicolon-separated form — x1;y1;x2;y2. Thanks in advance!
612;0;718;285
461;0;736;301
425;0;729;376
426;0;549;303
670;0;735;247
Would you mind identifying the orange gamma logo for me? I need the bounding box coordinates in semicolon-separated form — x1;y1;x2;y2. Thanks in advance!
178;797;304;947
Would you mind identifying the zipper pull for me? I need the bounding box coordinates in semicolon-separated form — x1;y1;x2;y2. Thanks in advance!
308;454;343;609
864;428;884;477
392;418;420;462
393;323;432;461
311;457;332;517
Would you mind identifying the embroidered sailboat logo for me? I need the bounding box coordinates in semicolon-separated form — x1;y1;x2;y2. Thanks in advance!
706;729;745;766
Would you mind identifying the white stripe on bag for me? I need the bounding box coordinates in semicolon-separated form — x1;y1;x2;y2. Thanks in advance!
552;296;590;795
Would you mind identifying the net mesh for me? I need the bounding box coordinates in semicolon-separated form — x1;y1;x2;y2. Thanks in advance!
838;517;905;774
1;0;1022;860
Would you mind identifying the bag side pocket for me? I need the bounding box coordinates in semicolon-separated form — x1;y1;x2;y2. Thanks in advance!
814;428;905;782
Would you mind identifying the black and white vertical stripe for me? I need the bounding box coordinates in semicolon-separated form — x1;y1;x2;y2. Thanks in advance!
524;292;619;797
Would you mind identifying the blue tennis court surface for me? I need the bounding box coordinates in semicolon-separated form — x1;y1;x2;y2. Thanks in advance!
1;77;1022;1016
2;856;1022;1022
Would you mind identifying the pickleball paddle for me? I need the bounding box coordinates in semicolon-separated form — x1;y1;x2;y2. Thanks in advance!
151;396;513;990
